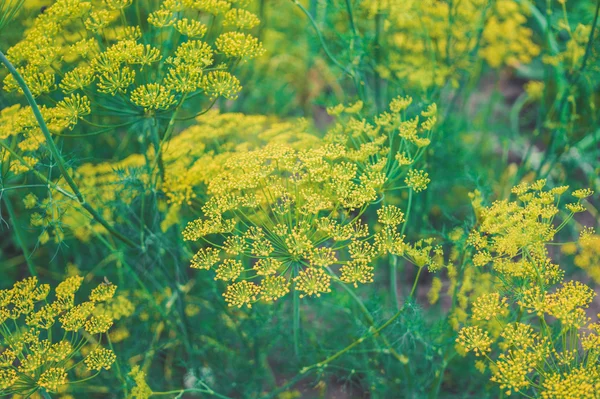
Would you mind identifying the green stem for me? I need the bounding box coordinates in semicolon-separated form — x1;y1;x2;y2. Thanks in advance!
301;304;407;373
294;268;424;386
536;0;600;178
401;189;413;237
293;276;300;357
344;0;358;36
409;267;423;299
152;389;231;399
390;254;399;310
0;140;76;200
290;0;353;77
3;195;36;276
151;94;188;182
334;277;406;363
40;390;52;399
373;11;385;111
0;49;137;248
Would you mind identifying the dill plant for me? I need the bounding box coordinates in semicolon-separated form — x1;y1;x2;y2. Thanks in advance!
0;0;599;398
0;0;264;247
0;276;125;397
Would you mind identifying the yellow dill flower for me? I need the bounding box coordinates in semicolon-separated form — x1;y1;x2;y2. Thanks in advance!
4;66;55;97
94;294;135;320
129;365;153;399
202;71;242;100
223;280;260;308
84;315;113;334
395;152;414;166
175;18;208;38
105;0;133;10
97;66;136;94
0;369;17;390
377;205;405;226
183;103;436;304
541;366;600;399
374;227;405;256
23;193;38;209
427;277;443;305
253;258;282;276
84;347;116;371
260;275;290;302
490;350;534;396
59;65;95;93
326;104;345;116
344;100;364;114
472;250;492;267
85;9;116;32
38;367;68;392
524;81;544;100
389;95;412;113
339;261;374;287
566;202;586;213
294;268;332;298
472;292;509;321
456;326;493;356
172;40;214;67
47;341;72;362
148;8;175;28
55;275;84;299
89;284;117;303
501;323;537;350
405;169;430;192
224;8;260;29
224;235;247;255
308;247;337;267
215;31;265;60
130;83;177;111
572;188;594;199
215;259;244;281
190;247;221;270
59;301;96;331
545;281;595;329
56;94;91;127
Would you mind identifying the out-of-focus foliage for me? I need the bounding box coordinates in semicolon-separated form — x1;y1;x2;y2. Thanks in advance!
0;0;599;398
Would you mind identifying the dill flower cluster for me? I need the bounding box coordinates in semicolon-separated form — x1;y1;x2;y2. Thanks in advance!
563;227;600;284
0;276;122;396
183;98;441;307
362;0;539;90
39;111;314;244
0;0;264;184
457;182;600;397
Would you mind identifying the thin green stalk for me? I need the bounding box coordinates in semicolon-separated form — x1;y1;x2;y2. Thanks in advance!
3;195;36;276
410;267;423;299
389;189;413;310
0;0;24;31
334;276;406;363
344;0;358;37
285;269;424;393
390;254;399;309
373;11;385;111
401;189;413;237
40;390;52;399
0;140;76;200
107;335;128;396
293;275;300;357
536;0;600;178
300;303;408;373
152;382;232;399
150;94;188;182
0;50;137;249
290;0;354;78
